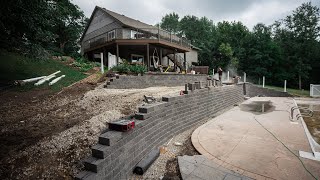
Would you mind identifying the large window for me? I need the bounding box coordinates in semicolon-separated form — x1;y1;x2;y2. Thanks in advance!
108;30;115;40
131;54;144;64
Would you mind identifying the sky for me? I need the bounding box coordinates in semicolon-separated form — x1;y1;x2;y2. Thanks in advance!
72;0;320;29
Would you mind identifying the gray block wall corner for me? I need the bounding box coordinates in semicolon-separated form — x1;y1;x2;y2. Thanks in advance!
105;74;208;89
76;84;245;180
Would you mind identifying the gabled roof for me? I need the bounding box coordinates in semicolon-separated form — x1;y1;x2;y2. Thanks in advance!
99;7;155;29
80;6;156;42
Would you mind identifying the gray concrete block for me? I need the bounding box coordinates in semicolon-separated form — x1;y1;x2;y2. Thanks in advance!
92;144;111;159
75;171;97;180
99;131;122;146
84;156;109;173
162;96;176;102
135;112;151;120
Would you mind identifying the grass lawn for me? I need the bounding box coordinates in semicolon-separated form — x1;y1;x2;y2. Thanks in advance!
257;84;310;97
0;51;87;91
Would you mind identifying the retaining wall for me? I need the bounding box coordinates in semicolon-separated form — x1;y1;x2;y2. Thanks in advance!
76;84;244;180
105;73;208;89
245;83;292;97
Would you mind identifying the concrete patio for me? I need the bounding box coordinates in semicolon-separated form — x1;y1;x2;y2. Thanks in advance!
191;97;320;180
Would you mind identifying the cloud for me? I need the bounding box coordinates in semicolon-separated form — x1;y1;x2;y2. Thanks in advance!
72;0;318;29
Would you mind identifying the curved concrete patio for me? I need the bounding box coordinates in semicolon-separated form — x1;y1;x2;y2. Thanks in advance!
191;97;320;180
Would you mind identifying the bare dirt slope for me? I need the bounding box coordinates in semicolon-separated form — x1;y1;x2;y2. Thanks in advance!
0;81;183;180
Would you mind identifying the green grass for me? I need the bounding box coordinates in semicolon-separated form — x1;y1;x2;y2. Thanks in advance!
257;85;310;97
0;51;87;92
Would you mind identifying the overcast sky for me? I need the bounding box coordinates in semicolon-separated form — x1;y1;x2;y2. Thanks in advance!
72;0;320;29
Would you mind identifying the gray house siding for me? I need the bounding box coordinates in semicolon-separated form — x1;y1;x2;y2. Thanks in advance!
183;49;198;67
81;9;122;53
161;49;198;68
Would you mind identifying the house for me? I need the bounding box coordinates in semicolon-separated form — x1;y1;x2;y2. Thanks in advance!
80;6;198;72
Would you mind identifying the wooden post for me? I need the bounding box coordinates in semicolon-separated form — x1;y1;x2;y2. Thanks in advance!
159;48;162;65
174;50;176;71
263;76;265;88
116;44;119;65
158;25;160;41
100;52;104;73
184;52;187;72
147;44;150;71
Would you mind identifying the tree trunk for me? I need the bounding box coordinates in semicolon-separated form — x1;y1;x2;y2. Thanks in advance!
299;74;302;90
60;42;66;54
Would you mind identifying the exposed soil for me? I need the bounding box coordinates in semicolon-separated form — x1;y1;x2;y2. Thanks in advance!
0;77;184;180
162;137;200;180
298;104;320;144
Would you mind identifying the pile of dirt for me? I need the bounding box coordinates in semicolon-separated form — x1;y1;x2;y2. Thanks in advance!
0;82;184;179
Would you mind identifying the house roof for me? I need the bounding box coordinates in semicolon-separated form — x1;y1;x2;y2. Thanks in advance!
80;6;156;42
99;7;156;29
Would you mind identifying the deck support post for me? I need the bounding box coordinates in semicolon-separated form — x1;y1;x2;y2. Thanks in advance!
147;44;150;71
116;43;119;65
184;52;187;73
159;48;162;65
174;50;176;72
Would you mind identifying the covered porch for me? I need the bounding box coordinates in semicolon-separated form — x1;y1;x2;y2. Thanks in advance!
85;39;190;72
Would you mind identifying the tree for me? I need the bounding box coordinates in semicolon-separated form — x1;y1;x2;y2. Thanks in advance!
274;2;320;89
51;0;87;55
0;0;53;51
0;0;87;58
160;13;180;34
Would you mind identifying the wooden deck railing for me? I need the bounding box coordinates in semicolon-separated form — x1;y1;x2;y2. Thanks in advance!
83;28;192;51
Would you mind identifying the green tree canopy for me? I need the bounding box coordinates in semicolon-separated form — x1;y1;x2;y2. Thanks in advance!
158;2;320;88
160;12;180;34
0;0;87;58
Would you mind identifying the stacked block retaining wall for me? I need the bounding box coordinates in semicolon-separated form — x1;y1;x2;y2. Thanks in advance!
106;74;207;89
76;84;244;180
245;83;292;97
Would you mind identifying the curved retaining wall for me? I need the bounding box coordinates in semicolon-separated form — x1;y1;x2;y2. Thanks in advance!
244;83;292;97
76;84;244;180
105;74;208;89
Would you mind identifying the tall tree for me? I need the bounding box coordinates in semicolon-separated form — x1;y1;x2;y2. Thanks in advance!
160;13;180;34
0;0;87;58
51;0;87;55
274;2;320;89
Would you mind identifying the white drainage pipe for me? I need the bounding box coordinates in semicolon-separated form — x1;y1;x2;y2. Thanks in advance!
49;75;65;86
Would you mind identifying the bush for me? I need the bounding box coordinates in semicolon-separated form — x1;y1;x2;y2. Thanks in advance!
111;64;147;75
72;57;94;72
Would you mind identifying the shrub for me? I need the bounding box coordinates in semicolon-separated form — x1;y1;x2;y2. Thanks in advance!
72;57;94;72
111;63;147;75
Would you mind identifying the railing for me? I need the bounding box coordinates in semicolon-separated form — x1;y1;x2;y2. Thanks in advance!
291;106;314;120
83;28;192;51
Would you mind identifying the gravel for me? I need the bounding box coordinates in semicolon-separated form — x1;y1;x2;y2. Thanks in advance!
0;83;185;180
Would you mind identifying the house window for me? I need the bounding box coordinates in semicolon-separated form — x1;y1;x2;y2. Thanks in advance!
131;54;144;64
131;30;138;39
108;30;115;40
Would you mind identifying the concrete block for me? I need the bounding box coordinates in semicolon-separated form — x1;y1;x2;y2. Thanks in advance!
99;131;123;146
138;105;155;113
92;144;111;159
188;83;196;91
84;156;109;173
135;113;152;120
162;96;176;102
75;171;97;180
